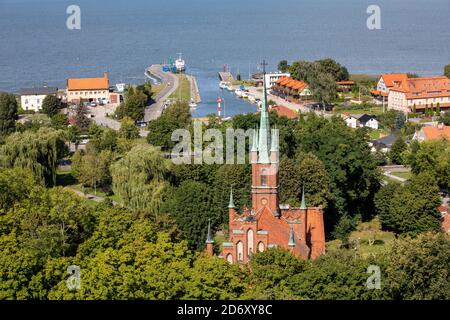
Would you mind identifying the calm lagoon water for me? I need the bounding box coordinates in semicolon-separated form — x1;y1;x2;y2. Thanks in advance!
0;0;449;117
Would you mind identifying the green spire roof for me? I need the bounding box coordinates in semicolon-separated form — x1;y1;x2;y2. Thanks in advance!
300;187;307;210
257;60;271;164
206;218;214;244
251;128;259;152
228;187;235;209
270;128;279;152
288;224;296;247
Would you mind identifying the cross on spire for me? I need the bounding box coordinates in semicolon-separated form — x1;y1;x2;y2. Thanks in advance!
260;60;268;75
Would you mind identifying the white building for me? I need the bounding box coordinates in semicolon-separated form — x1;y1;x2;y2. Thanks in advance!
265;72;290;89
19;87;58;112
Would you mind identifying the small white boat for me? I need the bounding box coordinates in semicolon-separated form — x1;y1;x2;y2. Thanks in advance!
189;100;198;109
248;95;256;103
241;91;249;99
219;81;227;89
235;89;243;98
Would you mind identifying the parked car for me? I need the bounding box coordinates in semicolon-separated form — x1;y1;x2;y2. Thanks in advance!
90;102;97;107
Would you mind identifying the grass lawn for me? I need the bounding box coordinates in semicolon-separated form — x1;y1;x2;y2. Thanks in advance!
169;74;191;102
391;171;412;180
326;218;395;258
368;129;390;140
334;105;384;116
151;84;165;96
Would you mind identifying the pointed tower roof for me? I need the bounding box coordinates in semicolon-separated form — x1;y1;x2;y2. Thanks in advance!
206;218;214;244
300;187;307;210
228;187;236;209
270;128;279;152
288;224;296;247
257;60;271;164
251;127;259;152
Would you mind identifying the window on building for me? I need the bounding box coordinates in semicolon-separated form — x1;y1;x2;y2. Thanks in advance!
226;254;233;264
261;169;268;186
247;229;254;257
237;241;244;262
258;242;265;253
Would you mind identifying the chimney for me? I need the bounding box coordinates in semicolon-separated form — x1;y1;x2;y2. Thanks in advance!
103;71;109;79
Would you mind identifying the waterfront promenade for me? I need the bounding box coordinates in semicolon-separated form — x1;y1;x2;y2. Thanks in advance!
144;65;179;122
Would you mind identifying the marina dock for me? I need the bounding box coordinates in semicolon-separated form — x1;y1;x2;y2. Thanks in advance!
187;74;201;103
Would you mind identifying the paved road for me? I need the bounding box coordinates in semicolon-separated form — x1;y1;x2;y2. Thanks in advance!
380;165;411;183
65;187;119;206
144;65;179;122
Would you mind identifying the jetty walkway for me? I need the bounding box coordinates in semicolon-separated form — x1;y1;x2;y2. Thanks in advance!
144;64;179;122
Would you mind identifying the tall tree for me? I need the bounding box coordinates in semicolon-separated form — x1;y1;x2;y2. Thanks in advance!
119;117;140;140
277;60;289;73
389;136;407;165
376;172;442;235
386;232;450;300
444;64;450;78
111;144;171;216
41;95;61;117
0;92;18;137
146;101;191;151
0;127;67;186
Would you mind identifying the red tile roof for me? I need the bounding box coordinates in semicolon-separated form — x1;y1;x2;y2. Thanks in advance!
390;76;450;99
421;125;450;141
270;105;298;119
67;73;109;91
381;73;408;87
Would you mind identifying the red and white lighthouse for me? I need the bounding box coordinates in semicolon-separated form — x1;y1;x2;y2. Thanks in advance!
217;97;222;118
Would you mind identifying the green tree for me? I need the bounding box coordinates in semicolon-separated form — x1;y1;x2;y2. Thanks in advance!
295;113;380;231
115;87;147;121
378;172;441;235
161;180;217;250
289;250;388;300
308;72;338;104
74;104;91;132
444;63;450;78
316;58;350;82
0;92;18;137
147;101;191;151
279;154;331;208
243;248;305;299
0;127;68;186
184;255;246;299
51;113;68;130
71;148;113;193
111;144;171;216
386;232;450;299
119;117;139;140
278;60;289;73
41;95;61;117
389;136;407;164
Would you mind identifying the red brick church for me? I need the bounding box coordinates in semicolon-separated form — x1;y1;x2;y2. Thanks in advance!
205;69;326;263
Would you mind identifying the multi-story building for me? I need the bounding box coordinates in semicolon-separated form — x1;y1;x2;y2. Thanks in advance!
18;86;58;112
264;72;290;89
66;72;110;104
371;73;408;102
388;76;450;113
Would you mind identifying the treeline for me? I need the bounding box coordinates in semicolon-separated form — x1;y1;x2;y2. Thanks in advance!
0;168;449;300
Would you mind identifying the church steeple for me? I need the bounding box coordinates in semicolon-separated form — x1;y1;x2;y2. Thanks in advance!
228;187;235;209
257;60;271;164
205;218;214;256
300;187;307;210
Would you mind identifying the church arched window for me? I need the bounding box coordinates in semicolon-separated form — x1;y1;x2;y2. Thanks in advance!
226;254;233;264
261;169;268;186
237;241;244;261
258;242;265;253
247;229;254;257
